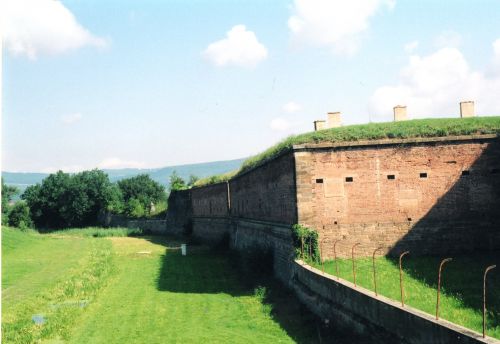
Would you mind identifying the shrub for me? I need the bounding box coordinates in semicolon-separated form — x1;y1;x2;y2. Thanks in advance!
124;198;145;218
8;201;34;229
292;224;319;263
118;174;166;215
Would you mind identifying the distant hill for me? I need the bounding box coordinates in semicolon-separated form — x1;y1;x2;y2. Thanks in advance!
2;158;245;194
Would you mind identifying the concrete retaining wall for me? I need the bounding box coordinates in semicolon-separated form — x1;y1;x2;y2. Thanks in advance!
291;261;496;344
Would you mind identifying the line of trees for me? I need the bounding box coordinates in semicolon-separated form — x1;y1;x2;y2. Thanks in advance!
1;170;199;230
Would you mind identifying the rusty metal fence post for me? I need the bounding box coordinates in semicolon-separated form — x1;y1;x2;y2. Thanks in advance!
483;265;496;338
372;247;384;296
399;251;410;307
435;258;452;320
301;236;304;263
351;243;361;287
333;239;341;280
320;239;324;274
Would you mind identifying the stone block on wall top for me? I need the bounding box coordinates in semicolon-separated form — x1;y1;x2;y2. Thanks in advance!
327;112;341;128
393;105;407;121
460;101;475;118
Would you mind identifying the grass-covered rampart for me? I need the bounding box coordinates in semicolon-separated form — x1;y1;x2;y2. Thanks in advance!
195;116;500;186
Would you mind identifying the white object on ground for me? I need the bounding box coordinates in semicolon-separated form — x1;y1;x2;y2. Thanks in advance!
181;244;187;256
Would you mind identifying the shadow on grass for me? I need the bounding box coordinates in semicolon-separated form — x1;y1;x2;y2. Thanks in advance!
386;251;500;330
153;238;373;343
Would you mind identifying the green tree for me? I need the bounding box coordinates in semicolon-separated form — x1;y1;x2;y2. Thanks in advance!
117;174;165;215
8;201;34;229
169;171;186;191
22;170;120;229
1;178;19;225
124;198;145;218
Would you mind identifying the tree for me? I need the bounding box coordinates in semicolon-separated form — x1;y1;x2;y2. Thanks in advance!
8;201;33;229
169;171;186;191
1;178;19;225
22;170;119;229
117;174;165;215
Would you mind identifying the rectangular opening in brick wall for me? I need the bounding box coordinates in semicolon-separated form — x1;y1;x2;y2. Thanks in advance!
387;174;396;180
345;177;353;182
461;170;470;176
419;172;428;178
316;178;324;183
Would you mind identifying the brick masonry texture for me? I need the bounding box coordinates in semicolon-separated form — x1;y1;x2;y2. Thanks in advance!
191;182;229;217
295;137;500;257
229;152;297;224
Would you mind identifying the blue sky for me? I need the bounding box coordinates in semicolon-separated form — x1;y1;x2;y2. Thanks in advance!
2;0;500;172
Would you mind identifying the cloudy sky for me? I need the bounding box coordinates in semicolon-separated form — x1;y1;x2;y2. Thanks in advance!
2;0;500;172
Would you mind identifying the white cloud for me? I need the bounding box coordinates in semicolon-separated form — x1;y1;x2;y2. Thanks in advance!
288;0;395;54
370;40;500;119
97;158;146;170
404;40;419;53
60;112;82;124
270;118;292;131
434;30;462;49
203;25;268;67
283;101;301;113
2;0;107;59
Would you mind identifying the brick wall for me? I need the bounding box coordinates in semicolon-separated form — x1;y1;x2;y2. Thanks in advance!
191;182;229;217
230;152;297;224
166;189;192;235
294;136;500;257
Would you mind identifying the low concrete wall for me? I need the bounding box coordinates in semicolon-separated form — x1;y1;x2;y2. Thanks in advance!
291;261;496;344
100;213;166;234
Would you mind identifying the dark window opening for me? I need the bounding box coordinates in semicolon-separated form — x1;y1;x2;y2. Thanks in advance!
345;177;353;182
334;221;338;225
316;178;324;183
387;174;396;180
407;217;412;222
491;168;500;174
461;170;470;176
420;172;428;178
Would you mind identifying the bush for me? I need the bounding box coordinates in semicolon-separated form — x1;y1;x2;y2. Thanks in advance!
118;174;166;215
8;201;34;229
124;198;145;218
292;224;319;263
2;178;18;225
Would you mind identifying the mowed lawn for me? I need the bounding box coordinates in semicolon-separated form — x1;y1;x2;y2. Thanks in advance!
2;227;361;343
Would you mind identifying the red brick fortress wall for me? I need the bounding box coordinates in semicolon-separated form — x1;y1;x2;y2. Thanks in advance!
294;135;500;257
229;152;297;224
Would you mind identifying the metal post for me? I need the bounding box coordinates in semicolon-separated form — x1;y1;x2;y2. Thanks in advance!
351;243;361;287
436;258;452;320
333;239;341;280
372;247;384;296
320;239;324;274
483;265;496;338
309;236;313;264
301;236;304;262
399;251;410;307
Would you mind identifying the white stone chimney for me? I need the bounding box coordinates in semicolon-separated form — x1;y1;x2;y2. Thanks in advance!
327;112;341;128
393;105;407;122
314;120;326;131
460;101;475;118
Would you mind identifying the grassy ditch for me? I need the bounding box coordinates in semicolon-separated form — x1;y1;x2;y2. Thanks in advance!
309;254;500;339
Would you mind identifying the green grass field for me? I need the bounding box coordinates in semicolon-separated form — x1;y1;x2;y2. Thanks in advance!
309;254;500;339
2;227;364;343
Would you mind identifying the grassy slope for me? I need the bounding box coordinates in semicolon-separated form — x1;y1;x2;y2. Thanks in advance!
310;254;500;339
196;116;500;186
69;237;330;343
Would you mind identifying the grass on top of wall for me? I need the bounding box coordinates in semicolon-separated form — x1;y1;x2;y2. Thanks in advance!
42;227;145;238
308;253;500;339
194;116;500;186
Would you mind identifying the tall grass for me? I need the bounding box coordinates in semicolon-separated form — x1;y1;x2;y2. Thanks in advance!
48;227;144;238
